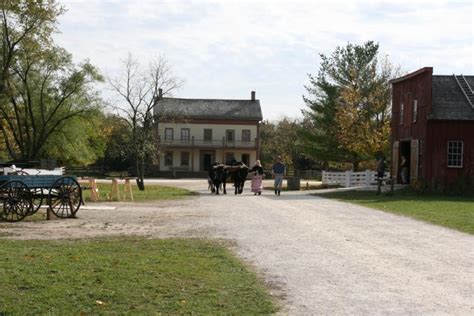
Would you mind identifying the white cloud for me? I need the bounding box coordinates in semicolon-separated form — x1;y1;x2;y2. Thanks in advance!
55;0;473;120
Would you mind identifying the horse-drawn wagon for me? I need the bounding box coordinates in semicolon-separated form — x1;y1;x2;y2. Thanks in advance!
0;167;83;222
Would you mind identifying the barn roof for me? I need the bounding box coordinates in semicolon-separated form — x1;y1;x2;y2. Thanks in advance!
154;96;263;121
430;75;474;120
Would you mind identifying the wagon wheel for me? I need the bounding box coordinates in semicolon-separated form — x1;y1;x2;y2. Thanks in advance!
48;177;82;218
0;180;32;222
28;188;44;215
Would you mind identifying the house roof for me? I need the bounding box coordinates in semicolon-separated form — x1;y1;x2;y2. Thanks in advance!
430;75;474;120
154;97;263;121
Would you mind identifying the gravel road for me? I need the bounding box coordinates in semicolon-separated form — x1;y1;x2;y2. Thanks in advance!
1;179;473;315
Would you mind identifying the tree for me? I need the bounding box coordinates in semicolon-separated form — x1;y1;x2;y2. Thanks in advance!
301;75;352;167
99;114;134;171
108;53;181;190
0;0;105;164
302;41;399;170
1;0;63;97
260;117;316;171
42;109;108;165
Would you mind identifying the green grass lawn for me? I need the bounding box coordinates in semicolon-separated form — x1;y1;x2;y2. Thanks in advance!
317;190;474;234
19;184;195;222
82;183;195;202
0;237;278;314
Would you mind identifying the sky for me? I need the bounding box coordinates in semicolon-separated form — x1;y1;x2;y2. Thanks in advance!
54;0;474;121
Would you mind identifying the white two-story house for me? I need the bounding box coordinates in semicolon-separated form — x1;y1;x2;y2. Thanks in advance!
154;91;263;174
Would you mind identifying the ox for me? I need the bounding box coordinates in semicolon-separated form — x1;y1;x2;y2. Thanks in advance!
226;162;249;195
208;163;227;194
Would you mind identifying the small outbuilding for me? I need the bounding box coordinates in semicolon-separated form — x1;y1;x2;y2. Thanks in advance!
390;67;474;186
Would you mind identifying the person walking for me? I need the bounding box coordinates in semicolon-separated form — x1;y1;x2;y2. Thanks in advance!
272;156;285;196
376;155;386;195
376;156;386;180
400;156;409;184
250;160;264;195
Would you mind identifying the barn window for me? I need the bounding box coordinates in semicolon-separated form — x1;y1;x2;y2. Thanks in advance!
164;152;173;166
447;141;463;168
400;103;404;125
412;100;418;123
180;152;190;167
164;128;173;141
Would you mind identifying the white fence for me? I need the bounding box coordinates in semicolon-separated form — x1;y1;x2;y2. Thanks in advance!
322;170;389;187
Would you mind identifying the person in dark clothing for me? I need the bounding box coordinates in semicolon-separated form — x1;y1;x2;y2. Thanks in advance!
376;156;386;179
272;156;285;196
400;155;409;184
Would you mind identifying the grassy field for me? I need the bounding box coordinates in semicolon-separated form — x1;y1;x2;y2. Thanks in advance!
0;237;278;314
81;182;195;202
18;183;194;222
317;190;474;234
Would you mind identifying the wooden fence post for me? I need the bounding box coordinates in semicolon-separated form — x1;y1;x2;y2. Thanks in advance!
88;178;99;202
123;178;134;201
108;178;120;201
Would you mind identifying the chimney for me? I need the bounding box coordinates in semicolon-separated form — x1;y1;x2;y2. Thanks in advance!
158;88;163;98
251;91;256;101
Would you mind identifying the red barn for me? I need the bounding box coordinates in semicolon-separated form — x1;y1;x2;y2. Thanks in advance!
390;67;474;186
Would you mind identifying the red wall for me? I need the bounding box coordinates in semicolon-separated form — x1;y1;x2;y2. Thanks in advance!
391;69;432;142
425;121;474;184
391;67;433;179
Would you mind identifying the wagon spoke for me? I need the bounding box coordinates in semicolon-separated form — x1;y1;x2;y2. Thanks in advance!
48;176;82;218
29;188;44;215
0;181;30;222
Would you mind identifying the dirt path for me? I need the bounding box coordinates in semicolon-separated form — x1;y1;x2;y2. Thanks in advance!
1;179;473;315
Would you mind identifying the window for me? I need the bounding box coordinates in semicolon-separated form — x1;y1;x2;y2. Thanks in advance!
180;152;190;167
242;154;250;166
242;130;251;142
447;141;463;168
226;130;235;142
181;128;190;143
400;103;404;125
164;128;173;141
412;99;418;123
164;152;173;166
225;152;235;164
203;129;212;143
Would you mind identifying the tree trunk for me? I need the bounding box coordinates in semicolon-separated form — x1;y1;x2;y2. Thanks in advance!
352;160;360;172
135;155;145;191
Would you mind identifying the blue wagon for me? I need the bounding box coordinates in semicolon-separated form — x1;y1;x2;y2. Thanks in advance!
0;175;83;222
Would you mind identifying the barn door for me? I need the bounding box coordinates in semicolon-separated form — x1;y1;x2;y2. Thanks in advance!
470;149;474;178
410;139;419;183
392;141;399;183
